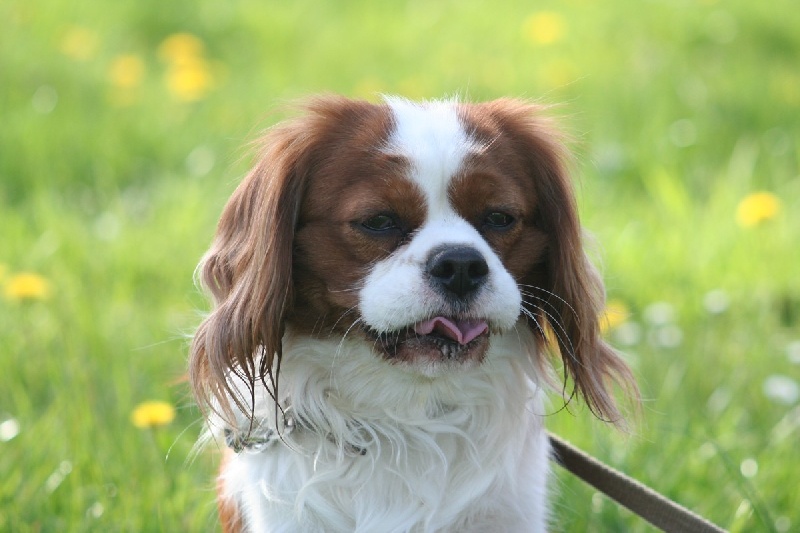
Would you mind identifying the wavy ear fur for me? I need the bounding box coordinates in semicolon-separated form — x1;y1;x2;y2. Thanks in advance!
189;101;328;422
487;100;637;424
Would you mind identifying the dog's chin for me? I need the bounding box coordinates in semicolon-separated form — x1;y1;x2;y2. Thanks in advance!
368;325;491;376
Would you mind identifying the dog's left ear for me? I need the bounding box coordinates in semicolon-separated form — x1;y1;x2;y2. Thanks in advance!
484;100;637;424
190;102;324;421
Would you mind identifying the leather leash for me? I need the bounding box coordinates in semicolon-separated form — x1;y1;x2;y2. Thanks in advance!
548;433;727;532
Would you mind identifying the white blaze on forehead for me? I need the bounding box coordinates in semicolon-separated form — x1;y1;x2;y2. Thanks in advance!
383;96;475;216
358;97;522;336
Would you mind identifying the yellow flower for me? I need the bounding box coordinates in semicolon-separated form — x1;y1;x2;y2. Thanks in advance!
4;273;50;301
522;12;566;45
158;33;205;65
131;401;176;428
165;59;214;101
157;33;214;101
109;54;145;89
601;300;629;333
736;192;781;228
60;26;99;61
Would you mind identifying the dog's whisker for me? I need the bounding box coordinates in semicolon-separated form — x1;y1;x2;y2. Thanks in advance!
330;317;366;390
519;289;570;315
330;306;360;334
327;286;362;294
311;314;330;337
519;307;548;343
521;300;578;365
518;289;582;364
518;284;580;322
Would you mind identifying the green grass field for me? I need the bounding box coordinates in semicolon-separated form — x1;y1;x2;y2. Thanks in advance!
2;0;798;530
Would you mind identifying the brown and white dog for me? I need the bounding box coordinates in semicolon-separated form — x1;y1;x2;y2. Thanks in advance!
190;95;634;532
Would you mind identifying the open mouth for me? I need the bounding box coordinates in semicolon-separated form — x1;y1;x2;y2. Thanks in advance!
369;316;491;365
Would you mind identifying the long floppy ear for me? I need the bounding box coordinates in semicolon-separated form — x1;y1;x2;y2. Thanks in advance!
538;197;636;424
489;100;637;424
189;107;319;422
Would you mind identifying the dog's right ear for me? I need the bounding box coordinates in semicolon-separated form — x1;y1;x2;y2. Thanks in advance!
477;99;637;425
189;103;324;422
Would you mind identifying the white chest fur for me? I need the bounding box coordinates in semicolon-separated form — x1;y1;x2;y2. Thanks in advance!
216;329;552;532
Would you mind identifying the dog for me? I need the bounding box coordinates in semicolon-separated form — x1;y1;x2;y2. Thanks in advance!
190;95;634;532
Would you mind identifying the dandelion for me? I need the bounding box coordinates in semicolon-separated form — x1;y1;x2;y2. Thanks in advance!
165;59;214;101
4;272;50;301
158;33;205;65
108;54;145;89
60;26;99;61
131;401;176;428
600;299;629;333
522;12;566;45
158;33;214;101
736;191;781;228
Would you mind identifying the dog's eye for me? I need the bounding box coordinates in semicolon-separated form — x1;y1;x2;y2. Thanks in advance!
362;214;398;232
483;212;515;228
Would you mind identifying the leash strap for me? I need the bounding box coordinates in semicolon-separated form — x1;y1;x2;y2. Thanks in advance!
548;433;726;532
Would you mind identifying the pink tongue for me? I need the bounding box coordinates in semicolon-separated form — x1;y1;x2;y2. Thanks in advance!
414;317;489;345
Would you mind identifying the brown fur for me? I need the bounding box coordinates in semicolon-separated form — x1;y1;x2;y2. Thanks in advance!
189;96;395;421
216;449;242;533
460;100;636;423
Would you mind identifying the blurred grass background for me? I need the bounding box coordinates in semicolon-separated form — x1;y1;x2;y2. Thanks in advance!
1;0;798;531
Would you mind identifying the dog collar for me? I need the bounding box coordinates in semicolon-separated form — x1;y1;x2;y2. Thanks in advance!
223;414;295;453
223;410;365;456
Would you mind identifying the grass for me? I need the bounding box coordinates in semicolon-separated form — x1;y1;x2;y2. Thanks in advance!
1;0;798;530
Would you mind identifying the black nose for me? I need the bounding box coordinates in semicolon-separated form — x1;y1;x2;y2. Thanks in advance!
426;246;489;299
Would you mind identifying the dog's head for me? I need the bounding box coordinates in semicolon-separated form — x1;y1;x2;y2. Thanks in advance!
191;96;633;423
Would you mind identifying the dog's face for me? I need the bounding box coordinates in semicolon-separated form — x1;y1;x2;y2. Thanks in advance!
291;98;548;374
191;96;631;422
